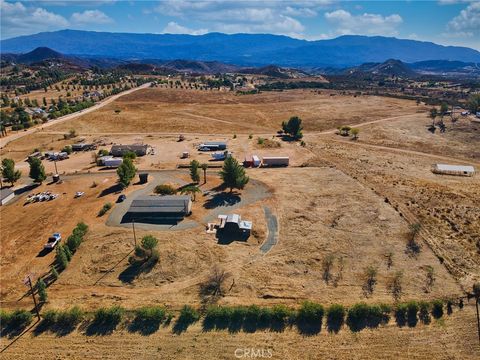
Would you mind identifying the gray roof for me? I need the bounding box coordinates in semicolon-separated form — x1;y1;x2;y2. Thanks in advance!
111;144;147;151
128;195;190;214
434;164;475;173
0;188;14;201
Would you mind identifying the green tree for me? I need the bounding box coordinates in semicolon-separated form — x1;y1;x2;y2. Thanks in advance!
55;245;69;270
28;157;46;183
116;157;136;188
37;278;47;302
122;150;136;160
350;128;359;140
51;266;59;281
467;94;480;114
200;163;208;184
141;235;158;257
281;116;303;139
440;102;449;116
1;158;21;186
429;108;437;125
220;156;249;192
180;185;201;201
190;160;200;183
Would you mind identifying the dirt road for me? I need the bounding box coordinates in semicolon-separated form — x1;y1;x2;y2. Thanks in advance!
0;82;151;149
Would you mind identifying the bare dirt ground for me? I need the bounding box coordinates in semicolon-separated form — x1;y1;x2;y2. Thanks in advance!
47;88;425;134
1;304;479;360
1;88;479;359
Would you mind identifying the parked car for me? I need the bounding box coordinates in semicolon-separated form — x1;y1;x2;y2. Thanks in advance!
44;233;62;250
75;191;85;198
117;194;126;203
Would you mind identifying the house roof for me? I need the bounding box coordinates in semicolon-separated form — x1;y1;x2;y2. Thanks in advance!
111;144;148;151
128;195;190;214
434;164;475;173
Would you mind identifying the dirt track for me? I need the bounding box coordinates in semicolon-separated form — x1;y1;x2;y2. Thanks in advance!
0;82;151;149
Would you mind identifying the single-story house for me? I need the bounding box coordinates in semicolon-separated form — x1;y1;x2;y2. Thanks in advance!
432;164;475;177
126;195;192;222
111;144;149;157
0;188;15;206
198;141;227;151
218;214;252;234
72;143;95;151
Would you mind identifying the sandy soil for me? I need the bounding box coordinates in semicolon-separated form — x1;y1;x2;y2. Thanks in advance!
47;88;424;134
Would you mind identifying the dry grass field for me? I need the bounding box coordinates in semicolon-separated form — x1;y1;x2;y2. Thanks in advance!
48;88;425;134
1;87;479;359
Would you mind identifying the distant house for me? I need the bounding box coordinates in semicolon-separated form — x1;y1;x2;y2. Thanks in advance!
72;143;94;151
125;195;192;222
111;144;149;157
198;141;227;151
0;188;15;206
432;164;475;177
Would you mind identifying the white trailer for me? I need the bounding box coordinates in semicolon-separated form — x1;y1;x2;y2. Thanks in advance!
104;158;123;168
252;155;261;167
262;156;289;167
211;151;232;160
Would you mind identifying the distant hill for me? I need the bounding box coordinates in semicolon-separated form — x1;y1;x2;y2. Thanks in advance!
16;46;65;64
345;59;418;78
239;65;309;79
321;58;480;78
2;30;479;67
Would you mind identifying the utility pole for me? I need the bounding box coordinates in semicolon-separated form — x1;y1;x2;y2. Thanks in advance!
476;296;480;344
54;159;58;175
24;275;40;321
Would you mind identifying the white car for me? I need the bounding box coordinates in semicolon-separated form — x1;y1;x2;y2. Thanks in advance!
74;191;85;198
44;233;62;250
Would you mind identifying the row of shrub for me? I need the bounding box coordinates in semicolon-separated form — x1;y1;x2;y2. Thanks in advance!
0;309;33;335
55;222;89;272
201;300;447;334
1;299;449;338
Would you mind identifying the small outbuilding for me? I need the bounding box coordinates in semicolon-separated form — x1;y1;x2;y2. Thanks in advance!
432;164;475;177
111;144;149;157
0;188;15;206
126;195;192;222
138;172;149;184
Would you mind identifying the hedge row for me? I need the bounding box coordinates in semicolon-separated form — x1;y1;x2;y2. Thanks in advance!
55;222;88;272
0;309;33;337
1;300;449;338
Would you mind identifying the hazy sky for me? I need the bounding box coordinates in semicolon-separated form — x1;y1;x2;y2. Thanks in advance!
1;1;479;49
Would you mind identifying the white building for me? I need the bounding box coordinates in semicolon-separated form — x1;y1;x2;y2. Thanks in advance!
432;164;475;177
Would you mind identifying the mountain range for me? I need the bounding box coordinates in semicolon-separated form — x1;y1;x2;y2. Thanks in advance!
1;30;479;68
3;47;479;79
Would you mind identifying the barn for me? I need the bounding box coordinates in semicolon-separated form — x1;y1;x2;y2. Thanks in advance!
125;195;192;223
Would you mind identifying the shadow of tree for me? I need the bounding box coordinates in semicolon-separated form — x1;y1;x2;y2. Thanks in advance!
98;183;123;198
118;258;157;283
203;192;241;209
127;318;161;336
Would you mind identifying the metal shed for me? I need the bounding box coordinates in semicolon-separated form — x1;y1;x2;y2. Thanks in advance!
126;195;192;221
432;164;475;177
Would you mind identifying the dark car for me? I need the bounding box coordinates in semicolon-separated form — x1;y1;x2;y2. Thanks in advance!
117;194;126;203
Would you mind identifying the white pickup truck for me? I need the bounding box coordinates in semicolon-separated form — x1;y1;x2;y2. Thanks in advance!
44;233;62;250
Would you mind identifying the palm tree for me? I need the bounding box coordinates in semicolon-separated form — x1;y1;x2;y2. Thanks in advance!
180;185;202;201
200;163;208;184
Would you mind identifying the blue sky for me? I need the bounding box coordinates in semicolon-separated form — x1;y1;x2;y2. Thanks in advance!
1;1;479;49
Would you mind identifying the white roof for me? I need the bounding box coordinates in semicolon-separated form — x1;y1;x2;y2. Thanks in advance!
435;164;475;172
